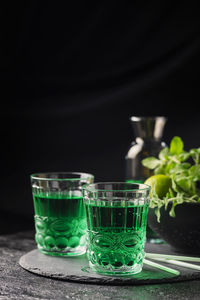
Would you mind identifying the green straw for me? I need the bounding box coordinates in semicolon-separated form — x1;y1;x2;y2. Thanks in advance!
148;257;200;271
146;253;200;262
143;259;180;275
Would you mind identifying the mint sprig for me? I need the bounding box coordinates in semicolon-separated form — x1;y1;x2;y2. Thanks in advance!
142;136;200;221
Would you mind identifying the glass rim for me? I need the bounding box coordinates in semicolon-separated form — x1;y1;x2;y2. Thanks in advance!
83;182;151;192
30;172;94;181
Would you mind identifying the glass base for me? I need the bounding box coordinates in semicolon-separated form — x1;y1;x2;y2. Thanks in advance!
37;245;86;257
89;262;143;276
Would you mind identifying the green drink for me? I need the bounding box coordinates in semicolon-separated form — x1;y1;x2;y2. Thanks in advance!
83;182;150;275
31;172;94;256
85;203;148;274
126;179;163;243
33;194;87;256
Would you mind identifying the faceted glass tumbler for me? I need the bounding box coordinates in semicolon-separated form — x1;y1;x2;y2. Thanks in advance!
83;183;150;275
31;172;94;256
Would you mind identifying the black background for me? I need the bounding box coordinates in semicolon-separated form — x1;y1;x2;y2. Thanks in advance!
1;1;200;231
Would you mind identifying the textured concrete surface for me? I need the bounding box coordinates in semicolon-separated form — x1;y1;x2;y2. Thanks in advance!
1;232;200;299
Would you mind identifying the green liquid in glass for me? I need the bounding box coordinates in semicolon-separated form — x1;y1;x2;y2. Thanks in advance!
126;179;163;243
33;194;87;256
85;202;149;275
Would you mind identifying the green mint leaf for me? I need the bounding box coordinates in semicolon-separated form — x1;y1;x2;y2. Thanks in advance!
189;165;200;181
155;208;161;222
190;149;200;164
171;177;180;193
178;151;191;162
165;161;176;174
169;163;191;175
169;204;176;218
142;157;160;169
167;188;175;198
170;136;184;155
154;165;165;175
175;176;191;193
158;147;170;160
144;136;200;220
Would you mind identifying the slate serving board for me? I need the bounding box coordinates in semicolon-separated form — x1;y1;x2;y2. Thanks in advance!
19;243;200;285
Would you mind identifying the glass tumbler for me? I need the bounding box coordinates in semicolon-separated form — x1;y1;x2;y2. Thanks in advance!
83;182;150;275
31;172;94;256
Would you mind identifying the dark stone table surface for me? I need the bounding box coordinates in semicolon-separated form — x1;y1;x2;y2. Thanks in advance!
1;231;200;300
